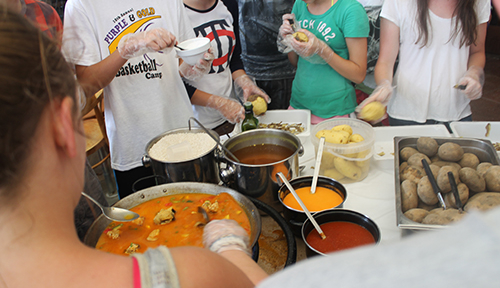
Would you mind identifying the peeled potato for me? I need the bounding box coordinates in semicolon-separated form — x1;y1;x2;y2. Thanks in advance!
331;124;353;136
349;133;364;143
248;95;267;116
292;31;308;42
359;101;386;121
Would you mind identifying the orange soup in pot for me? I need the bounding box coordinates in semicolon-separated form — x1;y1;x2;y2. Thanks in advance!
95;193;250;255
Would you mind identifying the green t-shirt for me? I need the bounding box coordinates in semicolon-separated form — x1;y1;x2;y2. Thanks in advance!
290;0;369;118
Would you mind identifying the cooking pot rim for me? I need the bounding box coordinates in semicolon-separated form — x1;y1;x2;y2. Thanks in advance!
84;182;261;249
144;127;219;163
222;128;302;167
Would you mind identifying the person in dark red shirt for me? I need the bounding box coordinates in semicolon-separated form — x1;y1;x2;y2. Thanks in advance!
4;0;63;41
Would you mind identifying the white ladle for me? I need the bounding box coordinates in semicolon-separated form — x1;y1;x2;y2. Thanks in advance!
310;137;325;194
277;172;326;240
81;192;140;222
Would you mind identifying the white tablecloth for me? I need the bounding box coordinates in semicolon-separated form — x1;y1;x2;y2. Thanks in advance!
298;124;452;244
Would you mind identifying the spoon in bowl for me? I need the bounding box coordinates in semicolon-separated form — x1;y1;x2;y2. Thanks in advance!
81;192;140;222
277;172;326;240
311;137;325;194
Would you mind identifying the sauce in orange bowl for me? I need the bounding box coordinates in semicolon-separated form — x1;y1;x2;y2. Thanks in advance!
302;209;380;257
282;186;344;212
306;221;375;254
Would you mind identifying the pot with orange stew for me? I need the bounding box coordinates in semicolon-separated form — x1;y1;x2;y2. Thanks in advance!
278;176;347;236
84;182;261;257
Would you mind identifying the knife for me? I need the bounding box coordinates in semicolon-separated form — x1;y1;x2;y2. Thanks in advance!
448;171;463;212
453;84;467;90
421;159;447;210
287;19;298;32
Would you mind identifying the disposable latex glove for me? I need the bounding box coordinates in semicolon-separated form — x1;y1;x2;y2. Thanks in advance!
288;29;335;62
117;28;175;59
355;79;393;123
206;95;245;124
233;74;270;103
203;219;251;255
179;48;215;81
277;14;296;53
457;66;484;100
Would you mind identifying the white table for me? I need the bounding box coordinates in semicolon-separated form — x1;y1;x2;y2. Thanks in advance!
297;124;452;244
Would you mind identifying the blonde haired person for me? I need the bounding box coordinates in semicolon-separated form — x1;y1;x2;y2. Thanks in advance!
0;9;266;287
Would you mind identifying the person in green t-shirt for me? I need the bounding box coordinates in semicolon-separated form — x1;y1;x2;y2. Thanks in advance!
278;0;369;124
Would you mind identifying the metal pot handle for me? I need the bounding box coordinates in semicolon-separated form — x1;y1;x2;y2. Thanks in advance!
298;144;304;157
142;154;151;168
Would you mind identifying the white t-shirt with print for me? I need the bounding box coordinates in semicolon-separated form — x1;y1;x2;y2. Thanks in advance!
184;0;237;129
62;0;196;171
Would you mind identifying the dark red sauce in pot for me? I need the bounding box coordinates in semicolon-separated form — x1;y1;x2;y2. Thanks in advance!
306;221;375;254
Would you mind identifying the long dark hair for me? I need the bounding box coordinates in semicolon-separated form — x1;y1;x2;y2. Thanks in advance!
416;0;478;48
0;8;76;194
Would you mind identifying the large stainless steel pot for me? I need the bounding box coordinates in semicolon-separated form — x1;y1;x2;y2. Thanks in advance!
219;129;304;212
84;182;261;250
142;128;220;184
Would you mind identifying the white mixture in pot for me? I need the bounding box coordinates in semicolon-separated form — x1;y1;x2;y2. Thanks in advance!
148;132;217;162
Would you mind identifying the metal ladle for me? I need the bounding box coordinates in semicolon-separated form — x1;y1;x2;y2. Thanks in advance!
81;192;140;222
310;137;325;194
277;172;326;240
188;117;240;162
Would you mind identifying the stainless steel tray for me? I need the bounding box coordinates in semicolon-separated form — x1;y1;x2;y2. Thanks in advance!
394;137;500;231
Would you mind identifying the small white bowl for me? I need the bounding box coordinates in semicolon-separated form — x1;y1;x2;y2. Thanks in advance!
175;37;211;66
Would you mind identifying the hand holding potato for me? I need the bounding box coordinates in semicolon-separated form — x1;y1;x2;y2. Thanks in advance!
356;80;393;123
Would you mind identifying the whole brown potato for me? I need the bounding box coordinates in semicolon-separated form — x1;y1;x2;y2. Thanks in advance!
416;137;439;157
400;147;419;161
458;153;480;169
477;162;493;178
459;167;486;193
399;161;408;174
417;176;438;205
401;180;418;212
464;192;500;212
484;165;500;192
404;208;429;223
438;142;464;162
444;182;469;209
422;208;466;225
400;165;425;184
407;153;431;169
429;164;441;179
431;161;462;172
437;166;459;193
417;199;438;211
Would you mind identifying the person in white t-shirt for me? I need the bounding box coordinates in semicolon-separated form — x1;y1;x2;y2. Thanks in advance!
62;0;246;198
182;0;270;136
356;0;490;131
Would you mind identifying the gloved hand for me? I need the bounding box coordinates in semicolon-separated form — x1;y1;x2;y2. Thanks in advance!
457;66;484;100
288;29;334;61
117;28;175;59
206;95;245;124
355;79;393;124
179;48;215;81
203;219;251;255
356;79;393;109
233;75;270;103
277;14;296;53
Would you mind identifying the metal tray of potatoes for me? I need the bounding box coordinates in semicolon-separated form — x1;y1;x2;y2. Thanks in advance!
394;136;500;232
